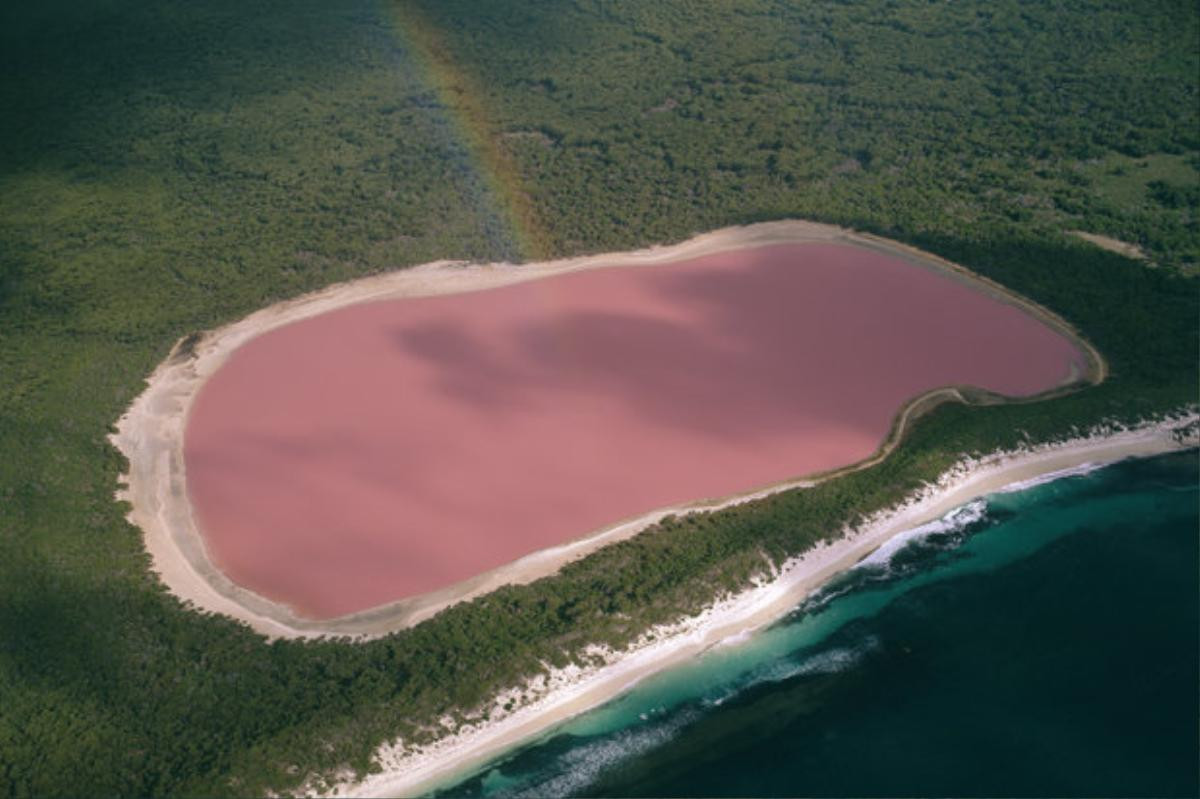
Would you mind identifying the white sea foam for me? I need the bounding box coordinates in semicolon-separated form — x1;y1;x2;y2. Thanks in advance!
704;636;881;708
996;461;1105;493
856;500;988;570
333;410;1197;799
767;637;880;682
499;710;701;798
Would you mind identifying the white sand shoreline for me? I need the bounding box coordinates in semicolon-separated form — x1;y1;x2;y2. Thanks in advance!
110;219;1103;639
330;414;1197;798
106;219;1190;797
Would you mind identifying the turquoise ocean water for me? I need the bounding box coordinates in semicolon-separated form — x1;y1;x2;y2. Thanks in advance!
435;450;1199;797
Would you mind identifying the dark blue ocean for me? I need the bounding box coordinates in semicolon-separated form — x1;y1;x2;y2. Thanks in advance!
435;450;1199;798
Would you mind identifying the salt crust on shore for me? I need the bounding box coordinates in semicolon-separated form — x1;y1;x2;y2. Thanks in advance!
112;219;1103;640
322;413;1197;798
108;220;1187;794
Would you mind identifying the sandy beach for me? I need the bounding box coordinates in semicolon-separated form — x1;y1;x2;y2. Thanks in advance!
332;415;1197;799
107;218;1193;797
110;220;1103;639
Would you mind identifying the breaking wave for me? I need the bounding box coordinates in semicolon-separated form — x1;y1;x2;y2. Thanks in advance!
856;500;989;571
487;709;701;799
436;454;1200;799
486;634;883;797
703;636;880;707
996;461;1105;493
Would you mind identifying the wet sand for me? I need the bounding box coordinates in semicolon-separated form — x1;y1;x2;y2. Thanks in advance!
111;221;1100;637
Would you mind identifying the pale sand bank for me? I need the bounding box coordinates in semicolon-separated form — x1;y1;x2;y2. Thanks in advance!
330;415;1197;799
1068;230;1150;261
110;220;1103;639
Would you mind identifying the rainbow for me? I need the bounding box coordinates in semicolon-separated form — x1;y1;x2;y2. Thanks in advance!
387;4;551;261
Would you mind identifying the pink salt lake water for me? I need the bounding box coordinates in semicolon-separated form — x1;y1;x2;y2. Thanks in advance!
184;243;1087;619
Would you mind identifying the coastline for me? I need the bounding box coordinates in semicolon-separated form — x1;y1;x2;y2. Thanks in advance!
109;219;1103;639
332;415;1197;799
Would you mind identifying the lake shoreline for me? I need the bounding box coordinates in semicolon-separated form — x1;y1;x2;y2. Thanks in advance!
332;414;1196;798
109;220;1102;639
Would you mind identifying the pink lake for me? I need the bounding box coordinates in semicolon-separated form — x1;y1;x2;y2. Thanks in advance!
184;242;1086;619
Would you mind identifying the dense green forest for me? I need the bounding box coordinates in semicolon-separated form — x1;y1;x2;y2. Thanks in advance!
1;0;1197;796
